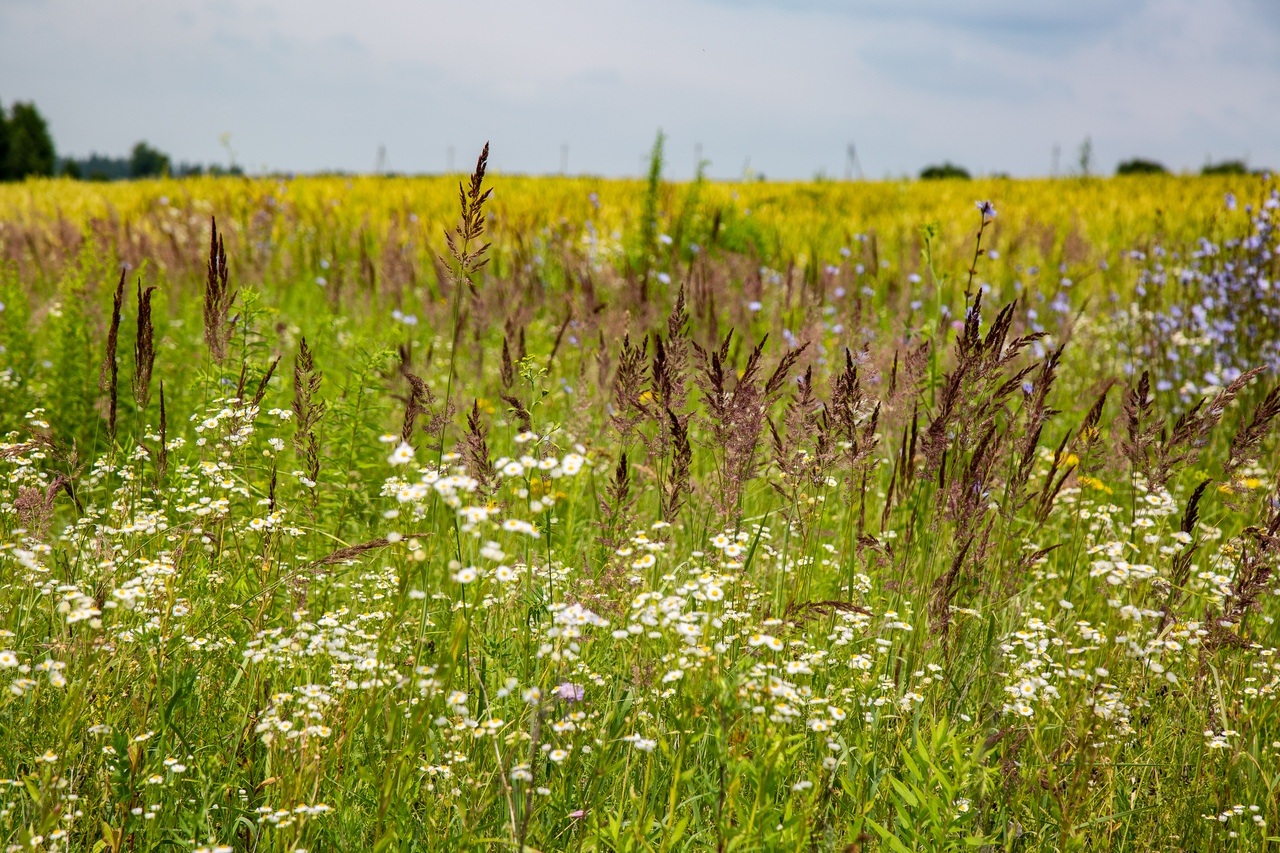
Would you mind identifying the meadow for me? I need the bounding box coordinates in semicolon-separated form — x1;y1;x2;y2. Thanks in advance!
0;150;1278;852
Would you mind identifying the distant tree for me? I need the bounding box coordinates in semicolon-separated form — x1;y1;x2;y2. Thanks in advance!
4;102;56;180
0;103;9;178
1117;158;1168;176
920;162;970;180
129;141;171;178
60;159;82;179
1202;160;1248;176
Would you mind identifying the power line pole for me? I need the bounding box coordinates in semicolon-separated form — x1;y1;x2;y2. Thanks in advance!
845;142;863;181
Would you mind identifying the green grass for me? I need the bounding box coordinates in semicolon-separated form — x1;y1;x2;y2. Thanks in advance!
0;169;1279;852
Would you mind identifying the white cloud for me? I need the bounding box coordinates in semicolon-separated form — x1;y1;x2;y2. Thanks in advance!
0;0;1276;177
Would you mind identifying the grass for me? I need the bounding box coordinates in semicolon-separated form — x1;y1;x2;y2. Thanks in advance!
0;159;1278;852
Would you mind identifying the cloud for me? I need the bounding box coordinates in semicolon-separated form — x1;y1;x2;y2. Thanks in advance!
0;0;1276;177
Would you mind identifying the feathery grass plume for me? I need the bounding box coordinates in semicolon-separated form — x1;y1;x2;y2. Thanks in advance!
650;286;691;448
1006;345;1064;513
659;408;692;523
457;400;496;496
399;371;433;444
132;278;157;409
15;474;71;541
643;288;694;522
921;295;1042;496
547;309;574;367
929;518;996;640
828;346;880;474
250;356;281;408
1206;503;1280;650
443;143;493;294
886;341;931;413
770;365;820;480
1137;366;1264;491
610;333;650;443
99;268;126;438
1032;432;1076;527
1224;384;1280;482
291;338;325;504
400;371;452;455
438;143;492;458
500;335;516;388
1067;384;1113;470
597;451;636;551
694;331;806;521
500;392;533;434
203;216;235;364
1158;478;1213;632
503;317;528;363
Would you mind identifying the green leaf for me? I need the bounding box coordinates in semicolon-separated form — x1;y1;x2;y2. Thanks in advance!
866;817;913;853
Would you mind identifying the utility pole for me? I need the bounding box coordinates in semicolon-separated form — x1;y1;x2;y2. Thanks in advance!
694;143;703;177
845;142;863;180
375;144;386;175
1051;144;1060;178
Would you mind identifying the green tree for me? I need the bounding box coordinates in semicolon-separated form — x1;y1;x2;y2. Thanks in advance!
4;102;56;179
129;141;171;178
1202;159;1248;176
920;162;970;180
0;102;9;178
1117;158;1168;175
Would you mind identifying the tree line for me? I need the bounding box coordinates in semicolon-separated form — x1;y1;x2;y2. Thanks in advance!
0;98;241;182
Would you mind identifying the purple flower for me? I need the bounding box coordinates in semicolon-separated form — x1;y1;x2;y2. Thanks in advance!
975;200;997;221
555;682;584;702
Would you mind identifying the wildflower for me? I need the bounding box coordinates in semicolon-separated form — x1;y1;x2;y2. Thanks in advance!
548;749;569;763
976;200;997;220
555;682;584;702
0;650;17;668
387;442;415;466
453;567;478;584
749;634;785;652
623;734;657;752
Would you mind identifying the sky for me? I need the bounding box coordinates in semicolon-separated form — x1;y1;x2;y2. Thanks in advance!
2;0;1279;179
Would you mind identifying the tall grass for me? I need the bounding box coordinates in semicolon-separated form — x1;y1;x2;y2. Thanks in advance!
0;166;1277;852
